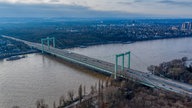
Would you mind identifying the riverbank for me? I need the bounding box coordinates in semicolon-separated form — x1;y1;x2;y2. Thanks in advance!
65;79;192;108
0;50;38;60
65;36;192;49
0;35;39;60
148;57;192;84
35;78;192;108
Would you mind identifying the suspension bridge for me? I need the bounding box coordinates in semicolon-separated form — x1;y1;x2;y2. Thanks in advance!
3;35;192;98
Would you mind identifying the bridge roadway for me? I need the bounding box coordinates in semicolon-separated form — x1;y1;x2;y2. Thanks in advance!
3;35;192;98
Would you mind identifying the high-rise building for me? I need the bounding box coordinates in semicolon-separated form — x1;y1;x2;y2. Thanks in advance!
181;22;192;31
189;22;192;30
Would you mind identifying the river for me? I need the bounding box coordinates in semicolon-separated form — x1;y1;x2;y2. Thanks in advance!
69;37;192;72
0;37;192;108
0;54;105;108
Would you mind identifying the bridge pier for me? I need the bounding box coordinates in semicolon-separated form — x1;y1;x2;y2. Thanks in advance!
47;37;50;49
114;51;131;79
122;54;124;71
41;37;56;53
41;39;44;53
125;51;131;68
53;37;55;48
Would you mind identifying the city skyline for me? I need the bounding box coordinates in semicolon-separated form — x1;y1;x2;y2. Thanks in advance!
0;0;192;18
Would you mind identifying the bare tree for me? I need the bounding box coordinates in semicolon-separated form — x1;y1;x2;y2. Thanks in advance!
59;95;65;106
98;80;101;94
101;80;104;90
105;77;109;88
84;85;86;96
109;76;113;86
36;99;48;108
95;82;97;93
53;101;56;108
79;84;83;103
90;85;95;94
68;90;74;102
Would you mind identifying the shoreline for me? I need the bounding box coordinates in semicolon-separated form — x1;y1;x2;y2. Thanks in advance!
1;36;192;59
63;36;192;49
2;34;192;49
0;50;38;60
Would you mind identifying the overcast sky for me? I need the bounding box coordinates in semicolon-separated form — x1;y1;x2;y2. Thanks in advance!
0;0;191;18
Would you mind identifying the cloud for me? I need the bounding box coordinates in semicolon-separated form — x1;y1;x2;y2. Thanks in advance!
117;1;132;5
158;0;192;7
134;0;143;3
49;0;60;3
0;3;82;17
0;0;192;18
0;2;144;18
117;0;144;5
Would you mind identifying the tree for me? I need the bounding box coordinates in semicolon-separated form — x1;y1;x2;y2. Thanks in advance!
90;85;95;94
59;95;65;106
36;99;48;108
105;78;109;88
53;101;56;108
68;90;74;102
98;80;101;94
79;84;83;103
84;85;86;96
101;80;104;90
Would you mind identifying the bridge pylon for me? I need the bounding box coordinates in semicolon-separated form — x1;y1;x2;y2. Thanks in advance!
114;51;131;79
41;37;55;53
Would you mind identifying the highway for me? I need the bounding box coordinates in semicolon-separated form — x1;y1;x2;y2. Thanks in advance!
3;35;192;98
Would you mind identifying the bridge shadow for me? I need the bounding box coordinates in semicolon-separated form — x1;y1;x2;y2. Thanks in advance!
40;53;107;80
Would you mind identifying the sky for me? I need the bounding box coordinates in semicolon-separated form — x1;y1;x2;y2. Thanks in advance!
0;0;192;18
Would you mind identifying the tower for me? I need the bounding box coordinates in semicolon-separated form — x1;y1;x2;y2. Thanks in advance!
181;22;192;31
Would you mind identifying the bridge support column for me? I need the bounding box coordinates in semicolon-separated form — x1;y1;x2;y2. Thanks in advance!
47;37;50;49
41;37;56;53
128;52;130;68
53;37;55;48
115;55;118;79
114;51;131;79
125;51;131;68
122;54;124;71
114;53;124;79
41;39;44;53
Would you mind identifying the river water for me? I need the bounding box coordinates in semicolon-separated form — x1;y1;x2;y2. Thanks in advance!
0;54;105;108
69;37;192;72
1;37;192;108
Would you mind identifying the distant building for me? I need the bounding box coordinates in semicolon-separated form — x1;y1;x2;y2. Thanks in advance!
171;26;178;30
181;22;192;31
